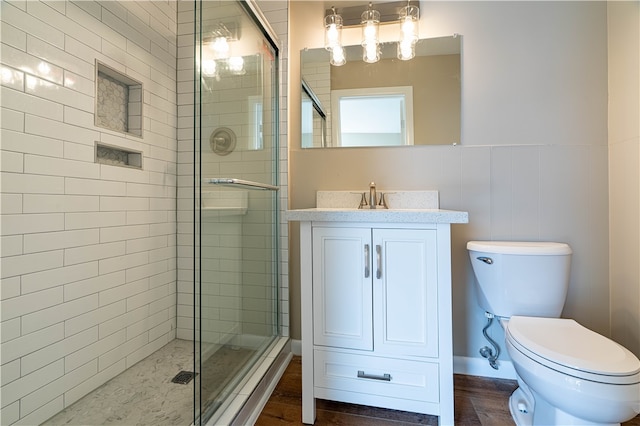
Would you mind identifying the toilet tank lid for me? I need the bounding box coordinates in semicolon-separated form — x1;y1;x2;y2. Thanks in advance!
467;241;572;255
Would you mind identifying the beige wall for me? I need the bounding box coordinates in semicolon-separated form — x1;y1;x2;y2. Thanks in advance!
288;1;613;364
608;1;640;357
331;54;461;145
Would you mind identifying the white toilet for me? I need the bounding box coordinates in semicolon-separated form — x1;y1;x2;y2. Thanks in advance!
467;241;640;426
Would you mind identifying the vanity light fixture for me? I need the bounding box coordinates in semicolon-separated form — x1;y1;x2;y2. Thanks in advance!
398;1;419;60
325;6;346;66
325;7;343;51
361;3;380;63
322;2;422;66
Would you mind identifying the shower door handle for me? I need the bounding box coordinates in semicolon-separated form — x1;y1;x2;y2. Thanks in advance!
205;178;279;191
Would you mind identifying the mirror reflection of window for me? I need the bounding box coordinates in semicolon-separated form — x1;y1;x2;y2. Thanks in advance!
248;95;263;150
302;95;314;148
332;86;414;147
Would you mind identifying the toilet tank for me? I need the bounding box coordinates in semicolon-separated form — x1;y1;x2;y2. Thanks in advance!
467;241;572;318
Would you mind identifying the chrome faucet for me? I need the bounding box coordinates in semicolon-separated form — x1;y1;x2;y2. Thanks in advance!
356;182;388;209
369;182;377;209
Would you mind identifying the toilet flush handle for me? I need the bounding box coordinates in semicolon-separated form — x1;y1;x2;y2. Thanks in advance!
477;256;493;265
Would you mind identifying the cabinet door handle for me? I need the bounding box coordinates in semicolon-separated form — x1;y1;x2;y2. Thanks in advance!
364;244;370;278
376;244;382;279
357;370;391;381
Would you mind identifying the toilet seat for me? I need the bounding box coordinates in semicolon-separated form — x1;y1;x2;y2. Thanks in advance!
506;316;640;385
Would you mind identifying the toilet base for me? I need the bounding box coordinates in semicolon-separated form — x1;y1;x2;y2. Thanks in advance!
509;387;534;426
509;380;621;426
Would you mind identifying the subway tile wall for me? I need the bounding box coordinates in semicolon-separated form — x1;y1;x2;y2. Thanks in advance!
175;0;194;341
0;1;178;424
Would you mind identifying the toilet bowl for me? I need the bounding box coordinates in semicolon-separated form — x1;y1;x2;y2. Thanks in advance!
505;316;640;425
467;241;640;425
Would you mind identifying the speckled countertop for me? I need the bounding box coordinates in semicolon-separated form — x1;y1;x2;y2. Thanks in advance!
287;190;468;224
286;208;468;224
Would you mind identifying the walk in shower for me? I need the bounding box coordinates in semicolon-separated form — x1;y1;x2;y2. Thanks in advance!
0;0;285;424
190;1;283;424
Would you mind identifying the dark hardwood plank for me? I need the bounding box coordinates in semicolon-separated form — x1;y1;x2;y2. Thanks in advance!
257;356;640;425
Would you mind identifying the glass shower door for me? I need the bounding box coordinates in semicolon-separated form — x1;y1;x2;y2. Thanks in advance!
194;1;280;424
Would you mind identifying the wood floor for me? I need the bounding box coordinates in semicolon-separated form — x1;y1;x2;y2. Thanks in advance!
257;356;640;425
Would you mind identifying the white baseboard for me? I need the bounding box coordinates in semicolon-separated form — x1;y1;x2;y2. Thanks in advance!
290;340;516;380
453;356;517;380
291;339;302;356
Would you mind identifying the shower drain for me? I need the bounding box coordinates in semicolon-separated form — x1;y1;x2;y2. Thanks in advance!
171;371;197;385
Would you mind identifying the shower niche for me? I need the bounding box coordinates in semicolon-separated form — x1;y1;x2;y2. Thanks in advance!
94;142;143;169
95;61;143;137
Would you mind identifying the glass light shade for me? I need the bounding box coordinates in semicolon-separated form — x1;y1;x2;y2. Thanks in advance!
397;39;415;60
330;45;346;66
363;42;380;63
361;8;380;43
361;7;380;63
398;4;419;60
324;12;343;51
399;5;419;43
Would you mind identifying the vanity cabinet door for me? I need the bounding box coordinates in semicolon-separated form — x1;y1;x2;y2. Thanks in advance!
312;227;373;350
373;228;439;358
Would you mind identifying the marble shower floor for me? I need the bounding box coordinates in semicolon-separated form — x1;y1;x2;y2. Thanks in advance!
43;339;255;426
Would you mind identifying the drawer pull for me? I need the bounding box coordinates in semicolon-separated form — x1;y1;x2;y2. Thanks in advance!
357;370;391;381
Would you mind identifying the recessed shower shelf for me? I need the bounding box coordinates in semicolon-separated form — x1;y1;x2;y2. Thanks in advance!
95;142;143;169
95;61;143;138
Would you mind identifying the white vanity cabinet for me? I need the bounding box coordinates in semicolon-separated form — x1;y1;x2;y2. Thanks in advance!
288;206;467;426
312;226;438;358
311;225;443;416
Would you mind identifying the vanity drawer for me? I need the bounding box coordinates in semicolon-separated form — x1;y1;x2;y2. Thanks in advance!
313;349;439;404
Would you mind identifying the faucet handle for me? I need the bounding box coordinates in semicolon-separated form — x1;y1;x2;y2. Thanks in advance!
350;191;369;209
377;193;388;209
378;192;396;209
358;192;368;209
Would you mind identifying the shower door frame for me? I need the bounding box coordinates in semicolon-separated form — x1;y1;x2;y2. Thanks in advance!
192;1;283;424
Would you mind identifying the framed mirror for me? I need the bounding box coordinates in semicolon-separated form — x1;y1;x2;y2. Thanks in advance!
301;35;461;148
